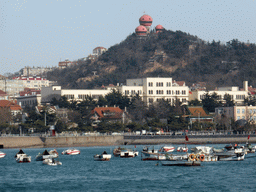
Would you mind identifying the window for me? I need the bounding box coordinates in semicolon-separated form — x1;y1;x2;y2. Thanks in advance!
176;90;180;95
148;90;153;94
166;82;171;87
166;90;171;95
237;109;240;114
250;109;252;114
125;90;129;95
242;109;245;114
237;116;240;120
156;90;163;94
182;90;186;95
148;82;153;87
148;98;153;103
156;82;163;87
242;116;245;119
182;98;186;103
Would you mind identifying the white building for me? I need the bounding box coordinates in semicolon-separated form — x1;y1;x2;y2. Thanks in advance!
41;86;113;104
41;77;189;105
189;81;249;105
118;77;189;105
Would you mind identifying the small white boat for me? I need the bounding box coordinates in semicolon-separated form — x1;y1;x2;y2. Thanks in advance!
159;145;175;153
36;149;58;161
0;151;6;159
62;149;80;155
94;151;111;161
120;150;139;158
16;154;31;163
177;146;188;152
43;158;62;166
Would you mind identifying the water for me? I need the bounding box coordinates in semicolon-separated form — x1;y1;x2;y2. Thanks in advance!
1;144;256;192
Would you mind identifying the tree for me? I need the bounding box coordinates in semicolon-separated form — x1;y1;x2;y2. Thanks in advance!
202;92;222;113
223;94;234;107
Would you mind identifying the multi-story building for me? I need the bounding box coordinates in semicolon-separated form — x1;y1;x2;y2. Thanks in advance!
41;77;189;105
41;86;113;104
22;66;54;76
16;88;41;109
58;59;77;69
118;77;189;105
189;81;249;105
92;47;107;56
215;105;256;122
0;77;52;96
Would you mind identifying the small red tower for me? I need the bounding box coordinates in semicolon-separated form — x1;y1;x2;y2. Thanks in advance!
139;14;153;33
155;24;164;33
135;25;147;36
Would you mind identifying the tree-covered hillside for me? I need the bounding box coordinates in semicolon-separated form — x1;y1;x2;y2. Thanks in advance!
47;30;256;89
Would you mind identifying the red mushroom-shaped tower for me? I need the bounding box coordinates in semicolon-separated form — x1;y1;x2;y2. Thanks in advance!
135;25;147;36
155;24;164;33
139;14;153;34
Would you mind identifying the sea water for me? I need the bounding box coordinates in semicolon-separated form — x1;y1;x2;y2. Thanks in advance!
1;144;256;192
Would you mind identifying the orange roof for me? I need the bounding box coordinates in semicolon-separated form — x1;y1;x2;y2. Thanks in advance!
92;107;123;119
0;100;22;111
0;90;7;96
187;106;209;117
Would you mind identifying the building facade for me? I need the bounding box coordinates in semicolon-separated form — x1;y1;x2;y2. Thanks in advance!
189;81;249;105
118;77;189;105
22;66;54;76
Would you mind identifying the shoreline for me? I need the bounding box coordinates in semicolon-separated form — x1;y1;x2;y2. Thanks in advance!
1;135;255;149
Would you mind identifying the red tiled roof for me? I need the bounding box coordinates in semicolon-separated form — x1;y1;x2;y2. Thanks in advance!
0;90;7;96
92;107;123;119
0;100;22;111
93;47;106;50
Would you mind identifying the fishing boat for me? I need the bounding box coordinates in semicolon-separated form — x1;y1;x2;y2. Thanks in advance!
16;154;31;163
214;147;245;161
43;158;62;166
94;151;111;161
36;149;58;161
158;145;175;153
190;146;213;155
0;151;6;159
113;147;127;157
49;149;59;157
120;149;139;158
15;149;26;158
177;146;188;152
62;148;80;155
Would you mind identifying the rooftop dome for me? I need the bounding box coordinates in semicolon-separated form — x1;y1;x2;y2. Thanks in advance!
135;25;147;36
155;24;164;33
139;14;153;27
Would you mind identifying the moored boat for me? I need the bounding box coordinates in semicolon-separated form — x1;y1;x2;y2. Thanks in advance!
94;151;111;161
62;148;80;155
43;158;62;166
177;146;188;152
16;154;31;163
36;149;58;161
0;151;6;159
120;150;138;158
159;145;175;153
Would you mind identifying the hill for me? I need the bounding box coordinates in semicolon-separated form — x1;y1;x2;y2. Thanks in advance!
46;30;256;89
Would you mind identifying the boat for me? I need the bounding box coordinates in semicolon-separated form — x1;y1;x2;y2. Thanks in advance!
113;147;127;157
94;151;111;161
177;146;188;152
243;143;256;153
61;148;80;155
16;154;31;163
190;146;213;155
36;149;58;161
214;148;245;161
120;149;139;158
167;153;188;161
158;145;175;153
49;149;59;157
0;151;6;159
188;153;218;162
43;158;62;166
15;149;26;158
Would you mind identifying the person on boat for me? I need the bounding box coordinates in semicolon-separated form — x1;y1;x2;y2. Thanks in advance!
103;151;107;154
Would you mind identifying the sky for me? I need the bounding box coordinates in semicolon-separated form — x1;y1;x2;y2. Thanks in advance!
1;0;256;75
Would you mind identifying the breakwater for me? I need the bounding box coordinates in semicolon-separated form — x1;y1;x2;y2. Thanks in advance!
0;136;123;148
0;135;255;148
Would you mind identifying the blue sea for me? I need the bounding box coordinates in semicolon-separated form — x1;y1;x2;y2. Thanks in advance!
1;144;256;192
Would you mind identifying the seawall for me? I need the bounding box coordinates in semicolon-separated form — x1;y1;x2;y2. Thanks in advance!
1;135;255;148
0;136;123;148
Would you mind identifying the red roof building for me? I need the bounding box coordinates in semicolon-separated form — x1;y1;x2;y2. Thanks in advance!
139;15;153;27
135;25;147;36
155;24;164;33
0;100;22;116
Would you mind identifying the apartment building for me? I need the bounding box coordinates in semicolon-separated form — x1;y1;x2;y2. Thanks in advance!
118;77;189;105
189;81;249;105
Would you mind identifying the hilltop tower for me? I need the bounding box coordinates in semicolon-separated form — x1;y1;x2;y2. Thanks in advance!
139;14;153;34
155;24;164;33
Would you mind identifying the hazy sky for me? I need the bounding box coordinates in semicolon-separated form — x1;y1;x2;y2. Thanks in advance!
1;0;256;75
